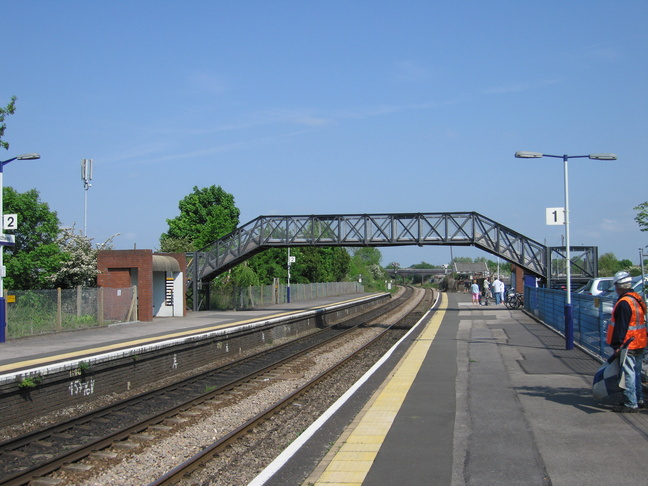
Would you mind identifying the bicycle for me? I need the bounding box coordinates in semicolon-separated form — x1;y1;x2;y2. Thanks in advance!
505;289;524;309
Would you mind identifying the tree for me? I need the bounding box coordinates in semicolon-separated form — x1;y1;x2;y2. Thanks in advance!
451;256;473;264
634;202;648;232
160;185;240;252
4;187;64;289
0;96;17;150
351;248;384;283
245;247;287;284
49;226;118;288
619;259;633;269
409;261;436;284
292;247;350;283
347;247;385;289
598;252;621;277
353;247;382;267
244;246;351;285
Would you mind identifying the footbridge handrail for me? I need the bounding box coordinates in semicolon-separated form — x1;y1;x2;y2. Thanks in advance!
190;212;550;283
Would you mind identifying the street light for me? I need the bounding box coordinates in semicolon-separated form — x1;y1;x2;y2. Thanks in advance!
515;151;617;350
0;153;41;343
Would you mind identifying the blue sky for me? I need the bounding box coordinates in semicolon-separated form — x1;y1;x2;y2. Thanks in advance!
2;1;647;268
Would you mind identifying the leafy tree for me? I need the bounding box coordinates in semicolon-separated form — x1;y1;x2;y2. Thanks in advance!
347;247;385;289
451;256;473;264
245;246;351;285
411;261;435;269
408;261;437;284
619;259;633;269
292;247;350;283
635;202;648;232
0;96;17;150
160;185;240;252
245;247;287;284
353;247;382;267
157;236;195;253
4;187;64;289
49;226;118;288
598;252;621;277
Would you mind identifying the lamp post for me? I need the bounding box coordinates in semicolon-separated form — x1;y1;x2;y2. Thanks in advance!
0;153;41;343
515;151;617;350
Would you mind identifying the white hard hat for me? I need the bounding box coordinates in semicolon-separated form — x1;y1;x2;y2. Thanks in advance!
612;271;632;286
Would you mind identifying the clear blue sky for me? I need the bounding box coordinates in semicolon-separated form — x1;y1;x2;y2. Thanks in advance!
2;1;647;268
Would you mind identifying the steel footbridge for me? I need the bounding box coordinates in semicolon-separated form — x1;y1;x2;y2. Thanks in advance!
188;212;597;297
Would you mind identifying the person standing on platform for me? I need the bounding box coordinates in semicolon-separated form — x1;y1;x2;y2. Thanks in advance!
471;280;480;305
606;271;647;413
492;276;504;305
482;277;491;300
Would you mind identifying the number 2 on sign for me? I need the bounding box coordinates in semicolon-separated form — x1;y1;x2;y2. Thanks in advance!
2;214;17;231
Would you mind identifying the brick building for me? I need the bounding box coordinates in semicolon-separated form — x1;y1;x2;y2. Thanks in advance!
97;250;187;322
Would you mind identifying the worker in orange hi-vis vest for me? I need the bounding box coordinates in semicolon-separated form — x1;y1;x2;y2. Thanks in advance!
606;271;647;413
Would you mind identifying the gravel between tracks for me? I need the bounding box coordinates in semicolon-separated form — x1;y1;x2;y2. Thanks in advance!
52;287;425;486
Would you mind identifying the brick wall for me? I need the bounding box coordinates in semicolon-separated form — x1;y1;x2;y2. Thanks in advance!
97;250;187;322
98;250;154;321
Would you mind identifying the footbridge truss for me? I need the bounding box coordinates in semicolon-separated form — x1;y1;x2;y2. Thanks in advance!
190;212;589;286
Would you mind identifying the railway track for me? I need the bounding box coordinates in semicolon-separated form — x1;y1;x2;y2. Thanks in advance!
0;287;420;485
151;287;435;486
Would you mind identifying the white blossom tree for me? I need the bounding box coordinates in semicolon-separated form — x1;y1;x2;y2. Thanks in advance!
49;226;118;288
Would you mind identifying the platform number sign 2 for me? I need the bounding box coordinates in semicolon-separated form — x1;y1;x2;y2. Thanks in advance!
546;207;565;226
2;214;18;231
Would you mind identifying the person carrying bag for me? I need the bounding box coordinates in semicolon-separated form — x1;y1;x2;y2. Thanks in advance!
592;336;634;400
598;271;647;412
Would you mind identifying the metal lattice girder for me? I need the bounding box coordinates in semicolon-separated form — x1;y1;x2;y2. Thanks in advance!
548;246;599;280
472;213;547;276
189;212;562;284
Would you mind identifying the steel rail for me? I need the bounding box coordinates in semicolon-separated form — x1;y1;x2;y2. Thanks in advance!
0;289;414;486
149;288;433;485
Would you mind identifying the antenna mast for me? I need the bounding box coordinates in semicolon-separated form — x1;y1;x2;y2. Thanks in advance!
81;159;93;236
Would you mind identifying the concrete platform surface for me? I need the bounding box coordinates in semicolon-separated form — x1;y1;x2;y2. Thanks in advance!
253;292;648;486
0;292;377;372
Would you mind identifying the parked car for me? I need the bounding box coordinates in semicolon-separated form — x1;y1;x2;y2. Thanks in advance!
598;275;647;317
574;277;614;296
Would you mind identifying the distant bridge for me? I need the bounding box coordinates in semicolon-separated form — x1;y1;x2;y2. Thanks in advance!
188;212;597;306
384;268;448;279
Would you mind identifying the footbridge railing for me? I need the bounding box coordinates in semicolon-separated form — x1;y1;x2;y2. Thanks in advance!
190;212;551;285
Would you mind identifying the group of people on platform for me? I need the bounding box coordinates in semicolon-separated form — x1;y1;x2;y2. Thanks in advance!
468;276;506;305
462;270;647;414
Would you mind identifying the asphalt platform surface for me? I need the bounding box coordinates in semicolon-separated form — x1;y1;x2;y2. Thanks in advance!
271;291;648;486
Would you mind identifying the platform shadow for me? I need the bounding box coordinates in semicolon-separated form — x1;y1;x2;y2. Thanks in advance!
514;385;616;414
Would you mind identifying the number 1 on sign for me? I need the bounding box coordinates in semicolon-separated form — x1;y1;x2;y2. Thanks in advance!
2;214;18;231
546;207;565;226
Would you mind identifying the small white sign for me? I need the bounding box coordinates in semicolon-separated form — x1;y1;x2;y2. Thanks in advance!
288;256;296;264
0;234;15;244
546;207;565;226
2;214;17;231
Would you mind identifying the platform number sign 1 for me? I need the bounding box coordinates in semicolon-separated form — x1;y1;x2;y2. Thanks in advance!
546;207;565;226
2;214;18;231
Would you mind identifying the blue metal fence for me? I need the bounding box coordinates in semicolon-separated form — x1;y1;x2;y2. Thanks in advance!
525;286;616;359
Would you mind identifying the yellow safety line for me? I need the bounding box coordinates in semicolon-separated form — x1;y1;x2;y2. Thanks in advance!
0;294;379;374
314;293;447;485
